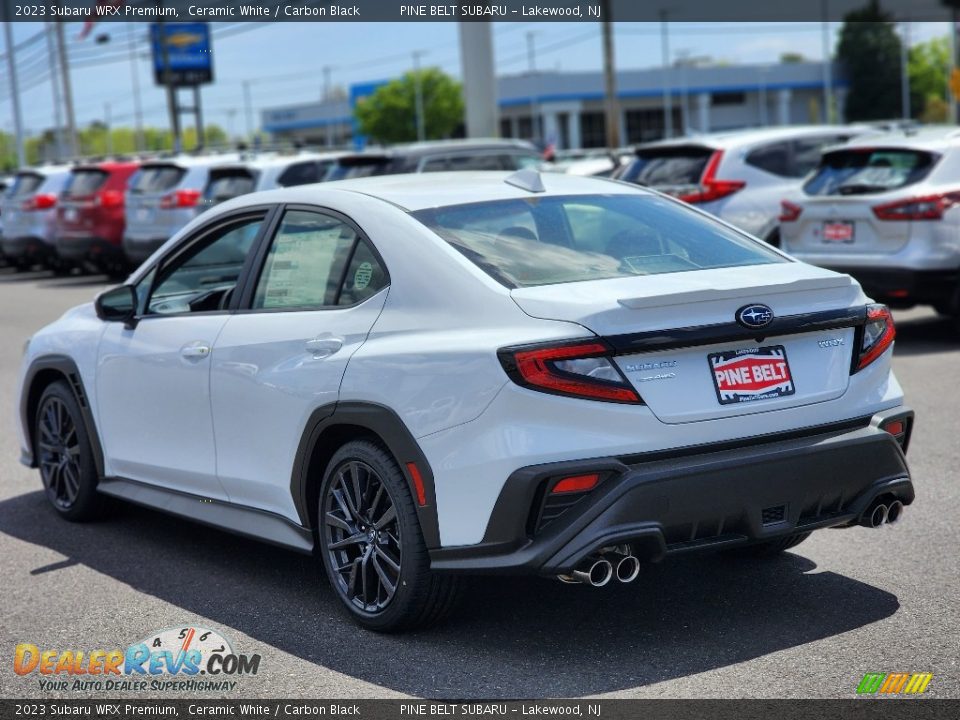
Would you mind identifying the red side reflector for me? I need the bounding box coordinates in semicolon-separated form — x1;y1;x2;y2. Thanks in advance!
551;473;600;495
883;420;905;436
888;289;910;298
405;462;427;506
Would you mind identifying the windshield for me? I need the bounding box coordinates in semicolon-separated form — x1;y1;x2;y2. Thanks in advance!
8;173;45;198
202;170;257;205
803;148;938;196
130;164;187;194
411;194;785;288
64;169;108;197
619;147;713;187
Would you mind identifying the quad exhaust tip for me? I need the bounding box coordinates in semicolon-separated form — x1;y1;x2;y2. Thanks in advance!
860;498;906;529
615;555;640;584
559;548;640;586
886;500;904;524
869;503;889;528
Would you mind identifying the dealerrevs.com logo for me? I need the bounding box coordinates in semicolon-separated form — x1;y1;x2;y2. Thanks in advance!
13;626;261;693
856;672;934;695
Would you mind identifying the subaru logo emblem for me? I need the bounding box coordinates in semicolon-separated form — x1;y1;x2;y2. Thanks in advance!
736;304;774;329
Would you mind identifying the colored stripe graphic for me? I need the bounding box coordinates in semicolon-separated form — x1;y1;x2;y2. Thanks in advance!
857;672;933;694
880;673;909;693
904;673;934;694
857;673;886;694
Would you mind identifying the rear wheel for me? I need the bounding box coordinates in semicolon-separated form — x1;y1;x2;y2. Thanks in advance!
726;532;811;558
34;381;103;521
317;440;459;632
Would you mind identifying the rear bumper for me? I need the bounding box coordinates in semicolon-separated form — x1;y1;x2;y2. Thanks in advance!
429;408;915;575
0;236;57;262
56;235;123;262
122;237;166;265
823;266;959;309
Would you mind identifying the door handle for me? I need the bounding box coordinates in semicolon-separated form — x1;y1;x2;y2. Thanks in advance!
180;342;211;360
305;337;343;358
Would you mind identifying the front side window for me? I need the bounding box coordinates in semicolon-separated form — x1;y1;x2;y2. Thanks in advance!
253;210;387;310
147;215;265;315
412;194;784;288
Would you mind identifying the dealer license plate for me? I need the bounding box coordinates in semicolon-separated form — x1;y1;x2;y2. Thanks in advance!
708;345;795;405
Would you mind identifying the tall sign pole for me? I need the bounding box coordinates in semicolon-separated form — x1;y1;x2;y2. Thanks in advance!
55;22;79;158
602;0;620;148
2;2;27;167
458;22;497;139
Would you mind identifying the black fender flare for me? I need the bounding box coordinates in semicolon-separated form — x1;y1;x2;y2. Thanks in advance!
290;401;441;549
20;354;105;478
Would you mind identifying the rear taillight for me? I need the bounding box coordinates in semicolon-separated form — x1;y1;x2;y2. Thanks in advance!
779;200;803;222
872;191;960;221
678;150;746;204
498;340;642;404
159;188;201;209
22;193;57;211
95;190;124;208
854;304;896;372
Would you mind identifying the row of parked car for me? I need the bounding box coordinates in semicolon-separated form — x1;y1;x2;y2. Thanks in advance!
0;139;543;277
2;127;958;325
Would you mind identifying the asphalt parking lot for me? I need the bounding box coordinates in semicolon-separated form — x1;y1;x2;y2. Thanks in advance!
0;267;957;700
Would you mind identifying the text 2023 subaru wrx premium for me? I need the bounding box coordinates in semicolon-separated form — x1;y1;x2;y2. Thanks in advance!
15;171;914;631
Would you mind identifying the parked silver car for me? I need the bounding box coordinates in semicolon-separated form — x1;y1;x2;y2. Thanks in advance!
198;152;346;210
123;154;240;266
615;126;876;245
0;166;72;270
780;126;960;328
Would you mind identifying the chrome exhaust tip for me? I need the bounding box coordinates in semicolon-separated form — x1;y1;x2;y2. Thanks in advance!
869;503;888;528
886;500;904;525
615;555;640;584
560;558;613;587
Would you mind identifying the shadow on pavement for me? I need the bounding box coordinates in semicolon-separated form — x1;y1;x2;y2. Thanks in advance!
0;490;900;698
892;313;958;356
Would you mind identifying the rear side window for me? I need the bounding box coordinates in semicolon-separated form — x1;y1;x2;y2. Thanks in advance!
327;157;390;181
130;165;187;194
253;210;387;310
745;142;791;177
8;173;45;197
803;149;938;196
619;147;713;187
64;169;108;197
412;193;784;288
203;169;257;205
277;161;322;187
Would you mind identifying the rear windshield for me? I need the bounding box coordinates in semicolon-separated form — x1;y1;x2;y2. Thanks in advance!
411;193;784;288
203;169;257;205
130;164;187;194
803;148;938;196
326;157;391;181
618;146;713;187
64;169;108;197
8;173;45;197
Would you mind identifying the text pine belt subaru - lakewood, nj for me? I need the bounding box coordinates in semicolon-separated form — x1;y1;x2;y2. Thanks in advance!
15;170;914;631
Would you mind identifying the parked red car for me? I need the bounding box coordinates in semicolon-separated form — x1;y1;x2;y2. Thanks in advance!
55;161;140;276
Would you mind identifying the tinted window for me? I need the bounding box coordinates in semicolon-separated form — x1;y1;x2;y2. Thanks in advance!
745;142;791;177
412;194;783;288
253;210;385;310
148;216;264;315
202;169;257;206
8;173;45;197
791;136;847;177
327;157;390;181
64;169;108;197
803;149;938;196
130;165;187;194
277;161;322;187
620;147;713;187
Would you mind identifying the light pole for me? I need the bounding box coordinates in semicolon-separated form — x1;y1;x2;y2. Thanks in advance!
44;23;65;161
127;22;145;151
2;7;26;167
242;80;254;141
54;23;79;158
601;2;619;148
900;21;911;121
660;10;673;139
412;50;427;142
527;31;540;139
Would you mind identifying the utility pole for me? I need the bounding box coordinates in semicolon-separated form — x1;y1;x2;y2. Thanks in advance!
900;21;911;121
602;1;620;148
457;22;497;139
659;11;673;139
127;22;145;151
55;23;79;158
413;50;426;142
322;65;332;99
44;23;65;161
2;3;26;167
243;80;254;140
821;8;833;123
527;31;540;138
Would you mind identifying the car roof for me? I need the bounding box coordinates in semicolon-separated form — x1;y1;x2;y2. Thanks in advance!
830;125;960;152
16;164;72;177
72;161;140;173
213;151;347;172
341;138;539;160
140;153;243;169
634;125;873;152
227;171;646;212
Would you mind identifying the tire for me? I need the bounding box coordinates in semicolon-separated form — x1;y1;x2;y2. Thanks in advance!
34;381;104;521
317;439;459;632
726;532;811;559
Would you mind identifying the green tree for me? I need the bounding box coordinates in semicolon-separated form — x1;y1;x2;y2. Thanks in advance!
355;68;464;144
779;52;806;64
908;36;950;120
837;1;903;121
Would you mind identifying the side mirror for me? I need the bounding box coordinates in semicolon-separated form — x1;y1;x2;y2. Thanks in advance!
95;285;137;325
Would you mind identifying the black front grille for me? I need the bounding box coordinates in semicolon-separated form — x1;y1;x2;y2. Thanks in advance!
762;504;786;525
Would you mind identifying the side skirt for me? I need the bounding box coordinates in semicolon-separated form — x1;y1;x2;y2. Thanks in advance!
98;477;314;555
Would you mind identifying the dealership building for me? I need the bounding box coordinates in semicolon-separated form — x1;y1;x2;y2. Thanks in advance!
261;61;847;149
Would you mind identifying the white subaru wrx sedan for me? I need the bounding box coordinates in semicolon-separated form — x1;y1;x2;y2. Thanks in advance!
15;171;914;631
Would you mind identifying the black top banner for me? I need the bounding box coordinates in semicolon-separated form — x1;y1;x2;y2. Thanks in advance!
1;0;958;23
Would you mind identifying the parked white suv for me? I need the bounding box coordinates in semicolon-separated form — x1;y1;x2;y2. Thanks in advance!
16;171;914;631
780;127;960;328
616;126;874;244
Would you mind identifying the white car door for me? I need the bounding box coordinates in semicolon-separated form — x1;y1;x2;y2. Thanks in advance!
96;211;270;499
210;207;389;521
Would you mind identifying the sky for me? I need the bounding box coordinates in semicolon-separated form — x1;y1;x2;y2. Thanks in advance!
0;20;950;138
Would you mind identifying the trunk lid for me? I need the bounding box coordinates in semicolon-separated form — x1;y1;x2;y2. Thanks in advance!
511;263;863;423
785;194;911;255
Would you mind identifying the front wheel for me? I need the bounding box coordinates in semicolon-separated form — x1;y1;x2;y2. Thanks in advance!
34;381;104;521
317;440;459;632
